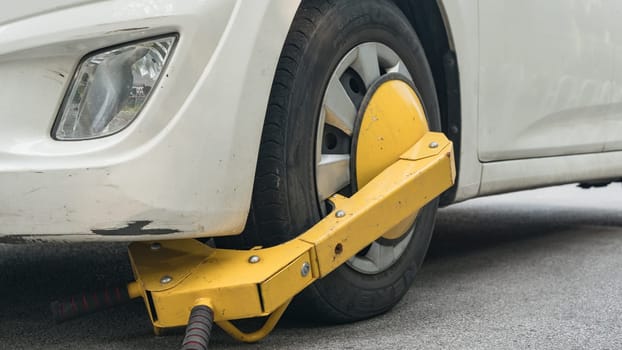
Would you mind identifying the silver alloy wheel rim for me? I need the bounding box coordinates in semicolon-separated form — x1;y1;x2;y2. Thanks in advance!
315;42;418;275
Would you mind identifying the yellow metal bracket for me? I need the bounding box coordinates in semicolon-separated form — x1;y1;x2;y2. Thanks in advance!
126;131;455;343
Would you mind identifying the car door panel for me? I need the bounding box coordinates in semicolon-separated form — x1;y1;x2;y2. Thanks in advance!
478;0;614;161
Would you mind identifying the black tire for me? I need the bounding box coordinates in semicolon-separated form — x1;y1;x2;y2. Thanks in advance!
222;0;441;323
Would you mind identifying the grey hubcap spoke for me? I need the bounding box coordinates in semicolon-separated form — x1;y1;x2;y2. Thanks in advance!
351;43;382;88
324;78;357;135
317;154;351;201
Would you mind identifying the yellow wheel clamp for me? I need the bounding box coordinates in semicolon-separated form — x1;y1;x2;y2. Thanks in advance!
50;77;456;349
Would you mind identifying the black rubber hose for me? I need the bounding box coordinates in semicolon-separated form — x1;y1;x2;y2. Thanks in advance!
50;286;131;323
181;305;214;350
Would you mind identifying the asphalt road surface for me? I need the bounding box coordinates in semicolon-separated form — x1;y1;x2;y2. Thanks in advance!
2;184;622;349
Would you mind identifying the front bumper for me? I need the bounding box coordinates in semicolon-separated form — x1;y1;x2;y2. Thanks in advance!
0;0;300;242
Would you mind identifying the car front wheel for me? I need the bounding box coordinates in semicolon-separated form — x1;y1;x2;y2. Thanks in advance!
223;0;442;323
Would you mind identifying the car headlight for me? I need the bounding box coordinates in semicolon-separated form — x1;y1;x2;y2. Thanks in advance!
53;35;177;140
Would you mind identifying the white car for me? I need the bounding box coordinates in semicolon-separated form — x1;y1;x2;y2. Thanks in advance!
2;0;621;322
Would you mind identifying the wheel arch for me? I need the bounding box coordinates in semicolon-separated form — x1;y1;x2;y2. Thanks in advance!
391;0;462;204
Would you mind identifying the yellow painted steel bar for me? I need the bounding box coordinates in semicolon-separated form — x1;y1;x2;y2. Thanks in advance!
216;299;292;343
127;131;454;340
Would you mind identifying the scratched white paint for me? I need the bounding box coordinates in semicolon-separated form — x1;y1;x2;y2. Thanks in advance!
0;0;301;241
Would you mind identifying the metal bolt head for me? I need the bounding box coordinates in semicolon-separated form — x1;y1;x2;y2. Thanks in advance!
301;262;311;277
150;242;162;251
335;210;346;218
429;142;439;149
160;275;173;284
248;255;261;264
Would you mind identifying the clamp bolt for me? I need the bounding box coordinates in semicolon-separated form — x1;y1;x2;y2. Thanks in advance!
248;255;261;264
150;242;162;251
301;262;311;277
160;275;173;284
335;210;346;218
429;142;439;149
